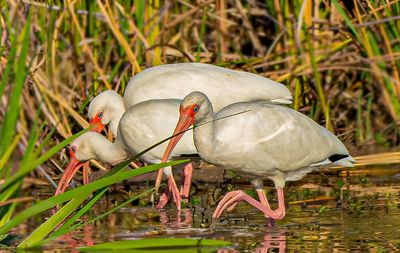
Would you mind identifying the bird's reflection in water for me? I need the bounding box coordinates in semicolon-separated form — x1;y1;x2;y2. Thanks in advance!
217;230;286;253
253;230;286;253
59;218;94;253
159;208;193;228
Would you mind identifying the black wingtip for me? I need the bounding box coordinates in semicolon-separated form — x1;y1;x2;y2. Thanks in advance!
329;154;349;162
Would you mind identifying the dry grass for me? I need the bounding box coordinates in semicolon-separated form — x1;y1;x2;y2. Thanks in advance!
1;0;399;183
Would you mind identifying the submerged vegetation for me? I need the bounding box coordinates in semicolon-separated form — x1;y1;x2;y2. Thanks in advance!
0;0;399;251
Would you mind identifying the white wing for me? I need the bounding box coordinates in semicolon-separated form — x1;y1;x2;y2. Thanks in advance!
123;63;292;111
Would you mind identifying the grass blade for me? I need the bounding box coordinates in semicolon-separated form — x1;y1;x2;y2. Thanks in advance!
0;160;186;238
78;238;231;251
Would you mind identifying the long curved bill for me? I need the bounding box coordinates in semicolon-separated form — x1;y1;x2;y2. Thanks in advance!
155;110;195;191
55;157;86;195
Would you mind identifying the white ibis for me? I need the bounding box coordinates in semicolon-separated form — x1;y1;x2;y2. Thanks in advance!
88;63;292;137
83;63;293;209
123;63;293;109
56;99;196;210
55;131;130;195
161;91;355;221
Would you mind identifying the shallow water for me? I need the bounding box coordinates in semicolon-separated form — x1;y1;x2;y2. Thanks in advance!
7;165;400;252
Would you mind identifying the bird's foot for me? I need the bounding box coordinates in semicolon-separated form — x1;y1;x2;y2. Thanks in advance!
212;190;249;219
156;175;181;211
213;189;286;220
156;191;170;209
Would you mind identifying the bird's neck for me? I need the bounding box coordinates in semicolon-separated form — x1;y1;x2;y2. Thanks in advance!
110;111;124;137
109;96;125;137
93;135;131;165
193;111;217;160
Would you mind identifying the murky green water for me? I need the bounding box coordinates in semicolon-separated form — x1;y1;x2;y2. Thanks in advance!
7;165;400;252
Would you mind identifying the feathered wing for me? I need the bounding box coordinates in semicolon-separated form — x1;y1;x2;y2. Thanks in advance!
118;99;197;164
207;102;353;180
123;63;292;110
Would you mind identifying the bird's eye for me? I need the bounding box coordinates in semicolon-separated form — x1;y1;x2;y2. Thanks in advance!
70;146;77;153
193;106;199;113
97;112;103;119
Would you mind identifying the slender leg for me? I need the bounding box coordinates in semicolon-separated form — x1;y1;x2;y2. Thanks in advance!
257;187;286;220
212;187;286;220
156;174;181;210
180;163;193;200
155;169;164;191
130;161;141;169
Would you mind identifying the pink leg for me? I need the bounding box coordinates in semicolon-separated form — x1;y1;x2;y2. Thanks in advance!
180;163;193;200
130;161;141;169
156;174;181;210
155;169;164;191
212;187;285;220
257;188;285;219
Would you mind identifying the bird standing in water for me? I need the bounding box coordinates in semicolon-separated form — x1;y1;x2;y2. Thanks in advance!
60;63;293;210
161;91;355;221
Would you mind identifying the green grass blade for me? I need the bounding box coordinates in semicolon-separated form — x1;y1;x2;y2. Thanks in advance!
18;195;88;248
331;0;362;45
0;160;186;237
0;18;17;101
0;13;30;157
47;187;109;240
31;123;58;159
0;131;23;172
78;238;231;251
0;181;22;227
0;128;88;192
46;187;155;244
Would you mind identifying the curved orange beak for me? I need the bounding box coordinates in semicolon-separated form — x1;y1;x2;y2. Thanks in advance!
155;106;196;190
55;150;87;195
89;114;105;133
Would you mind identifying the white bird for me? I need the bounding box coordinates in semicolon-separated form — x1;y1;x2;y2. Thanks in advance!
161;91;355;221
83;63;293;209
123;63;293;109
56;99;196;208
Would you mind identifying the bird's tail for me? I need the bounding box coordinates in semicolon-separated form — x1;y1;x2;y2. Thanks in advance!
334;155;356;167
270;96;293;105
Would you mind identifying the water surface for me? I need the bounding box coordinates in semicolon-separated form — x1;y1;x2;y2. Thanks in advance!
8;165;400;252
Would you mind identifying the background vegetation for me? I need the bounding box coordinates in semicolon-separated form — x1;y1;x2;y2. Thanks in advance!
0;0;399;249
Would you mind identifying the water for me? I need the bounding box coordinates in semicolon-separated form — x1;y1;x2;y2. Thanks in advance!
6;165;400;252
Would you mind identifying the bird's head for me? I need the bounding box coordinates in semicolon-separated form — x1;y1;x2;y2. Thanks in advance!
55;132;100;195
88;90;124;133
161;91;211;163
179;91;211;122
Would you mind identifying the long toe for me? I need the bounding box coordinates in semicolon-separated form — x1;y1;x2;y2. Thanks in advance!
156;192;170;209
213;190;244;218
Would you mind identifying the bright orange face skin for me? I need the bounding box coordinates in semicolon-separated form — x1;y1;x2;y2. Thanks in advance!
89;112;105;133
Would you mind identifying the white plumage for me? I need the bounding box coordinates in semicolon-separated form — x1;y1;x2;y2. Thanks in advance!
124;63;292;110
161;91;355;221
60;63;293;209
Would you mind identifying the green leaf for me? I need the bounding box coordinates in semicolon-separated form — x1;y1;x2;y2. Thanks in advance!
18;195;87;248
331;0;363;45
78;238;231;251
0;13;31;157
0;128;89;192
46;187;156;244
0;160;186;238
